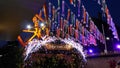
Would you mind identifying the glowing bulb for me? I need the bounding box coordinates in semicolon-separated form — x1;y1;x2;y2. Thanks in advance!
89;49;93;53
40;23;44;27
40;23;45;30
117;44;120;49
106;37;110;40
27;25;32;29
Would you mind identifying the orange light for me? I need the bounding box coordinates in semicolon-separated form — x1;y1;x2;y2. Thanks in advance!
17;36;26;47
35;14;44;22
18;13;50;46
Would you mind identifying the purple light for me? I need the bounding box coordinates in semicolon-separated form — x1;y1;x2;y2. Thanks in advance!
89;49;93;53
117;44;120;49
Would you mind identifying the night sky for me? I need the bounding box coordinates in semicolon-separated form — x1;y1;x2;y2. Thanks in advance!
0;0;120;41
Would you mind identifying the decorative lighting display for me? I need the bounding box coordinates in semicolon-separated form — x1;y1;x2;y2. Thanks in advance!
17;0;115;59
17;0;119;67
24;37;85;61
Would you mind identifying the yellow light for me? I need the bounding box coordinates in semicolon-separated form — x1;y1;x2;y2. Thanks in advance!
19;14;50;46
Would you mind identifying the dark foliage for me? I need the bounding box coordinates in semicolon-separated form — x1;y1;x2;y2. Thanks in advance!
0;41;23;68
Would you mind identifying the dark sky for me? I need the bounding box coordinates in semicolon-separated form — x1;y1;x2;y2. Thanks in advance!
106;0;120;27
0;0;120;41
0;0;45;41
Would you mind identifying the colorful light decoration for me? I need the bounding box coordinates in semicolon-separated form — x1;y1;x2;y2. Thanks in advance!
16;0;119;62
18;14;49;46
16;0;118;63
24;37;85;60
17;0;110;55
18;0;107;49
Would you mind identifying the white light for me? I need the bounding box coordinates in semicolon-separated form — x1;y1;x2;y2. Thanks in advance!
24;37;85;61
0;55;2;57
27;25;32;29
89;49;93;53
106;37;110;40
40;23;44;27
117;44;120;49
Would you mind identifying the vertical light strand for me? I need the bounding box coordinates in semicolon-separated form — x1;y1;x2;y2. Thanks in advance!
98;0;101;5
76;19;79;30
70;0;73;5
52;6;55;21
83;5;86;24
67;9;70;21
49;2;51;18
78;0;81;17
86;12;89;27
60;17;63;30
62;0;65;17
43;3;48;21
58;0;60;8
73;0;76;7
73;14;76;27
57;12;60;27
